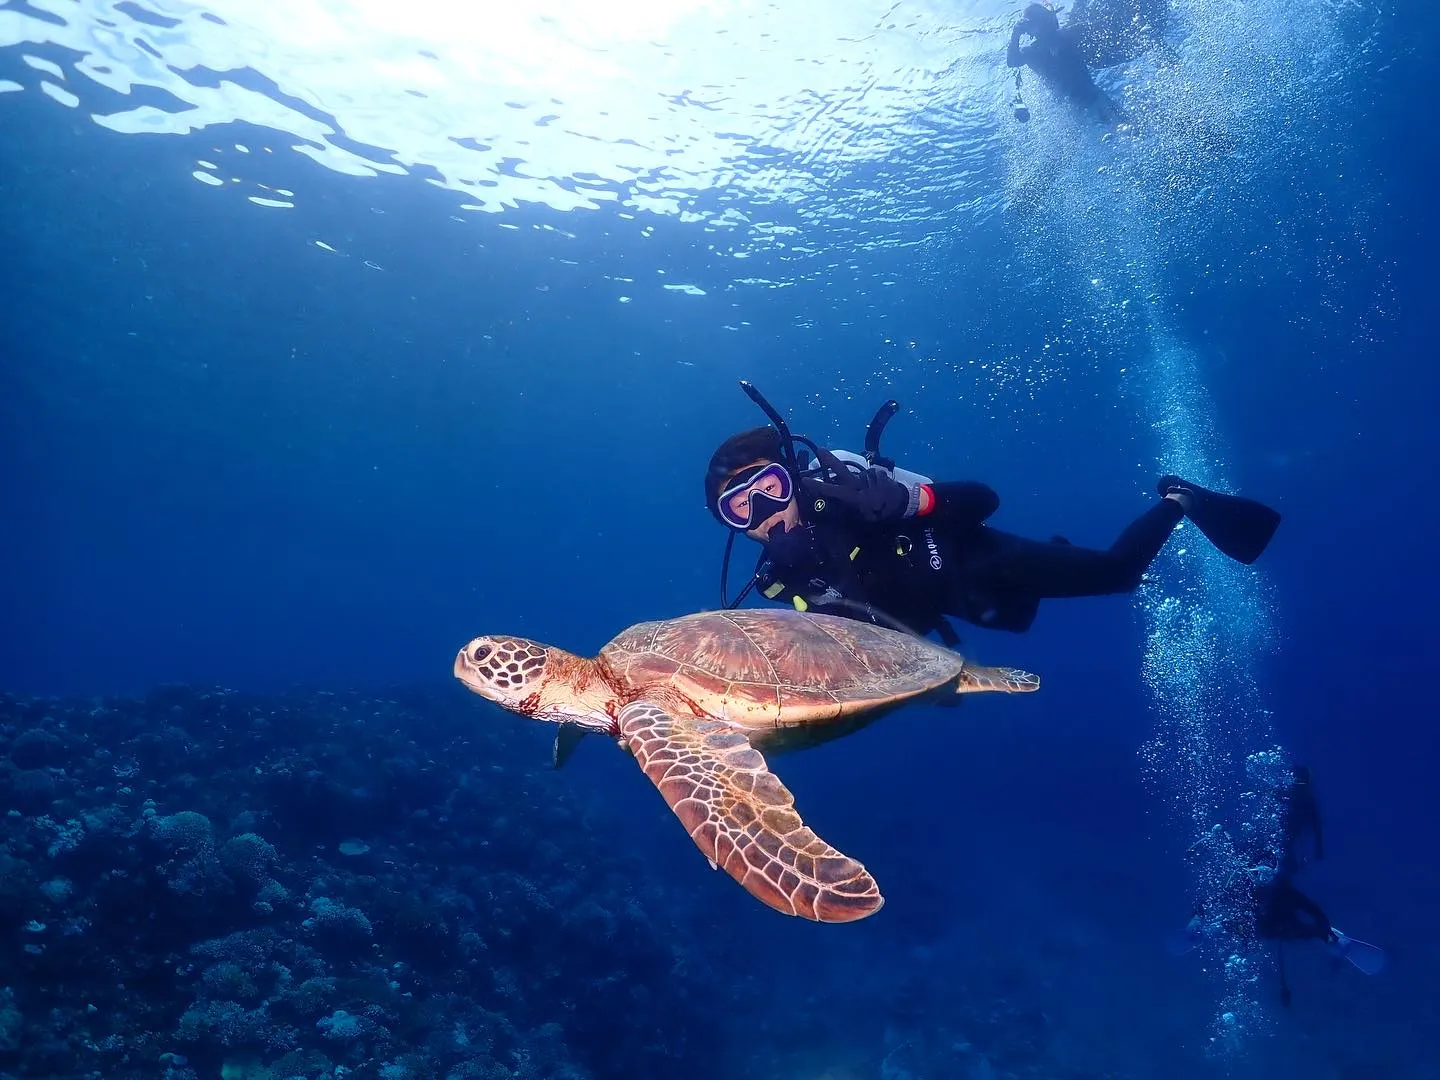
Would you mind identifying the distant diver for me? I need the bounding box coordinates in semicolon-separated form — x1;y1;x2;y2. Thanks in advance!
704;381;1280;644
1171;766;1385;1007
1006;0;1168;125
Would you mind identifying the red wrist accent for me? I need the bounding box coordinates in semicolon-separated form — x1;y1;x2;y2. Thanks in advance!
918;484;935;516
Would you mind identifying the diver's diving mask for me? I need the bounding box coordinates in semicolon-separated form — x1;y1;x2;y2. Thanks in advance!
716;461;795;532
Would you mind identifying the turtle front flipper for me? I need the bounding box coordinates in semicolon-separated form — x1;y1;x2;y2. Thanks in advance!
618;699;883;923
957;663;1041;694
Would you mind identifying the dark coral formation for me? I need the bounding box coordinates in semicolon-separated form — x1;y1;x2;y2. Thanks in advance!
0;685;733;1080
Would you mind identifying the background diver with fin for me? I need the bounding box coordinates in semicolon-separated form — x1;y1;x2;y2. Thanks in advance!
1172;766;1386;1006
702;381;1281;645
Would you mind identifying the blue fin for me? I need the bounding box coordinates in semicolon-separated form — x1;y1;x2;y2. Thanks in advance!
1166;916;1204;957
1331;930;1386;975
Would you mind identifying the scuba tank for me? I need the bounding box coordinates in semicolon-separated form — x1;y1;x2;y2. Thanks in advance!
801;448;933;490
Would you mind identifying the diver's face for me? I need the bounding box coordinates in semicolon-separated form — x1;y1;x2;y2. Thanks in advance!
718;458;799;541
1024;6;1057;39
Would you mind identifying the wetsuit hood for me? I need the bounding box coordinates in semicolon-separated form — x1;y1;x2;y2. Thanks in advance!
1024;3;1060;36
704;426;786;523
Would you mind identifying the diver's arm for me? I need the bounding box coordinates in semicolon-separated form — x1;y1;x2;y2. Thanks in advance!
755;563;851;620
924;481;1001;525
803;469;999;527
1007;27;1027;68
803;468;911;523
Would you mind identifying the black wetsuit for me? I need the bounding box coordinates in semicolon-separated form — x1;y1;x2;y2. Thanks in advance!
1255;878;1335;945
1007;28;1105;108
1259;770;1331;943
1279;768;1325;878
1251;771;1338;1005
1255;868;1337;1008
752;475;1184;640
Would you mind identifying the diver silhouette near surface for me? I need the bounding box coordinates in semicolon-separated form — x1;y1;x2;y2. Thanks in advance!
1006;0;1169;124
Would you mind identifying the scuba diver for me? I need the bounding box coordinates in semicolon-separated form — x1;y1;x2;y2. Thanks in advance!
704;382;1281;644
1171;767;1385;1007
1006;0;1168;125
1008;3;1122;124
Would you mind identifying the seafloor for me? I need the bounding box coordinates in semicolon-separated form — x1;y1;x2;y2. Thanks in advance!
0;685;1422;1080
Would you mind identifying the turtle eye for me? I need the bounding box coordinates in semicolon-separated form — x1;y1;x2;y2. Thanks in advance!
471;644;493;664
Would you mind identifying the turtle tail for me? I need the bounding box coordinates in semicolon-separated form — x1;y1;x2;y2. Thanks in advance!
957;664;1040;694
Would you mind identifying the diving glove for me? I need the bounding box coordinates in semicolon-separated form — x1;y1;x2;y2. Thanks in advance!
807;467;914;523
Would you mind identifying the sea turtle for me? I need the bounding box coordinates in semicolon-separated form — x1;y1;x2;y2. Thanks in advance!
453;608;1039;923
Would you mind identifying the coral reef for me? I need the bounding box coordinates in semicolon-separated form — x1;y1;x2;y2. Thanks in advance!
0;685;731;1080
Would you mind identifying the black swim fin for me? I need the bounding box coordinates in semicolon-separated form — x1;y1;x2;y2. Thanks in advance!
1157;476;1281;565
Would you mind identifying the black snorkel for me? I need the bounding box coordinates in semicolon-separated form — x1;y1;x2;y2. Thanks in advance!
719;381;900;608
740;380;855;487
739;380;801;476
741;379;895;493
719;380;796;609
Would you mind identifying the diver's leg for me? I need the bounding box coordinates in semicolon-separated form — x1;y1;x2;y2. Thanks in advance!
1277;943;1292;1007
1291;889;1336;942
975;500;1183;600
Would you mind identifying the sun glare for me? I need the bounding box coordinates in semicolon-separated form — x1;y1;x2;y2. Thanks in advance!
3;0;999;216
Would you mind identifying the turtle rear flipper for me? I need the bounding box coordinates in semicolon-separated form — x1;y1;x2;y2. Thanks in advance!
552;722;587;769
618;699;884;923
957;664;1041;694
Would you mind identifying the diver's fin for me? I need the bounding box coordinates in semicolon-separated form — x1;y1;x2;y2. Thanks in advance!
1165;915;1204;957
552;722;587;769
1158;476;1281;565
1330;929;1386;975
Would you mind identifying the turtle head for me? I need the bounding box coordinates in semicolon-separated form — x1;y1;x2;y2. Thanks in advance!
454;635;615;730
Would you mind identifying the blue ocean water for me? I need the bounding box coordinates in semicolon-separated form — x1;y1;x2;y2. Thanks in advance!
2;0;1436;1077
